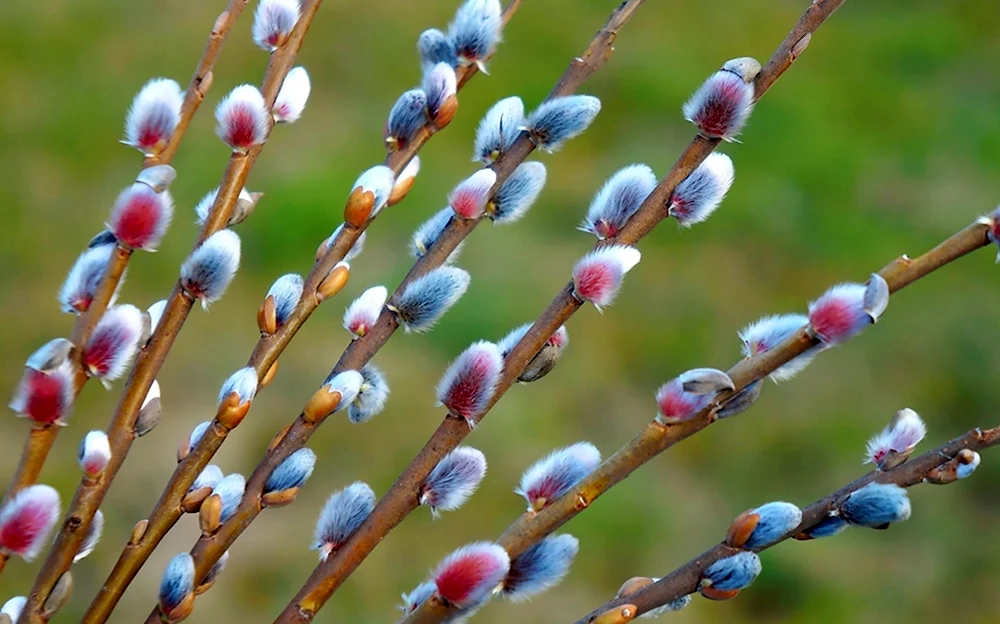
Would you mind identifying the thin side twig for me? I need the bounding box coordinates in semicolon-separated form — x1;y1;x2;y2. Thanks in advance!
86;4;524;620
18;2;323;621
575;425;1000;621
0;0;248;580
280;2;846;622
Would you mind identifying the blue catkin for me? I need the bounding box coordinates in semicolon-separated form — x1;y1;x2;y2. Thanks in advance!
422;447;486;513
473;96;524;163
839;483;911;527
503;534;579;601
802;515;849;539
418;28;458;70
491;162;547;224
703;551;761;591
394;266;470;332
410;208;464;263
579;164;657;239
264;448;316;493
524;95;602;153
644;594;692;617
516;443;601;508
218;367;258;406
313;482;376;554
180;229;241;306
386;90;429;147
745;501;803;549
349;364;390;424
448;0;502;63
189;464;223;492
213;474;246;523
268;273;304;326
159;552;194;611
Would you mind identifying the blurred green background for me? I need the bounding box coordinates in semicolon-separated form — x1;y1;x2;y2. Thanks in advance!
2;0;1000;622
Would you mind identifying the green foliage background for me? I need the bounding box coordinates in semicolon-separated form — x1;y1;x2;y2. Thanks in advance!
1;0;999;622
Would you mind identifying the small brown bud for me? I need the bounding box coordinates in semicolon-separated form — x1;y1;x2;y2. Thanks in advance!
258;295;277;335
700;586;741;601
43;570;74;617
135;396;162;437
162;592;195;623
388;175;416;207
261;360;279;388
177;436;192;463
182;486;214;513
317;263;350;301
344;186;375;228
315;236;331;263
216;392;251;430
268;424;292;452
592;604;637;623
0;614;13;624
262;487;299;508
199;494;222;535
433;95;459;129
725;509;761;548
303;387;343;424
616;577;654;599
130;519;149;545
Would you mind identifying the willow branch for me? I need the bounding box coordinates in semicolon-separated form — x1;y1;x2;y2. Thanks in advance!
2;3;248;512
575;425;1000;622
277;2;845;622
95;4;525;623
18;4;322;621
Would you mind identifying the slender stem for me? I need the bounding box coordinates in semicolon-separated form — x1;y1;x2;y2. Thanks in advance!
574;425;1000;622
279;2;848;621
91;4;527;621
2;2;249;513
18;3;322;621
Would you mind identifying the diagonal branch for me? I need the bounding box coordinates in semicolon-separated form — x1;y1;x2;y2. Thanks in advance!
84;4;524;621
277;2;848;622
575;425;1000;621
18;2;324;621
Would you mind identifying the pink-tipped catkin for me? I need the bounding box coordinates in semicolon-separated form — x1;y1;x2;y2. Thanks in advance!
78;430;111;478
10;365;75;425
343;286;388;338
252;0;300;51
123;78;183;155
432;542;510;609
274;66;311;123
865;408;927;468
682;57;760;142
449;169;497;220
571;245;641;310
807;283;874;345
436;341;504;425
655;378;713;424
83;304;144;383
215;85;270;151
108;183;174;251
0;485;61;561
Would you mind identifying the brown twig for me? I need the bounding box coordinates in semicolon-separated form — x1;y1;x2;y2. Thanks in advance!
277;2;846;621
402;218;991;623
0;0;248;580
92;4;527;622
574;425;1000;621
17;3;322;622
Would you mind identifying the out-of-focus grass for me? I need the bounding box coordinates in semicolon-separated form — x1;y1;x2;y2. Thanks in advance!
1;1;999;622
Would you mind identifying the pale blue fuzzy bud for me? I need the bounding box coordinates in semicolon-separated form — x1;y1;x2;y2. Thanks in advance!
448;0;503;69
400;580;437;615
517;442;601;511
351;166;395;217
418;28;458;71
218;367;258;407
744;502;802;549
180;229;241;309
213;474;246;523
1;596;26;620
410;207;465;263
267;274;304;328
349;364;390;424
322;370;364;410
502;534;579;601
668;152;734;227
200;550;230;590
473;96;524;163
265;448;316;493
386;90;429;151
640;593;691;618
59;243;123;315
739;314;818;382
958;452;981;479
580;164;657;240
188;421;211;449
800;515;849;539
74;509;104;562
313;482;376;560
420;447;487;515
158;552;195;614
838;483;911;527
189;465;223;492
702;552;761;591
490;162;546;224
524;95;601;153
393;266;470;333
422;62;457;119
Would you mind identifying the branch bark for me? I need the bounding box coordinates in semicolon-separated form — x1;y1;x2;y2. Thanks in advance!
90;4;527;623
17;2;321;621
574;425;1000;622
